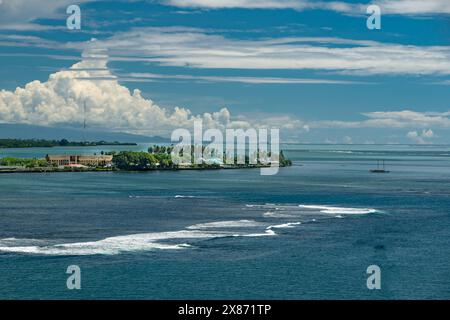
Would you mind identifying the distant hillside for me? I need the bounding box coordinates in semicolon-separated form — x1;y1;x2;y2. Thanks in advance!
0;139;138;148
0;124;169;143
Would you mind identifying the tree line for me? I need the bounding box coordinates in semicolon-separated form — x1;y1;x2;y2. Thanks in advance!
110;145;292;170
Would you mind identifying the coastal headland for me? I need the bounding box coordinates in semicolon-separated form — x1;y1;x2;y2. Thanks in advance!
0;141;291;173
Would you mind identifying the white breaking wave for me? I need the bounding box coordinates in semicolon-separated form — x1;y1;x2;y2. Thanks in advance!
128;195;154;199
174;195;197;198
262;211;296;218
242;229;277;237
0;202;378;256
259;203;378;218
267;222;302;229
0;241;191;255
0;237;50;246
0;230;220;256
326;150;354;154
0;220;276;256
298;205;378;215
248;204;299;210
187;220;264;230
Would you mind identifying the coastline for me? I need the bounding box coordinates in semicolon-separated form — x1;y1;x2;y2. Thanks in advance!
1;145;292;173
0;163;287;174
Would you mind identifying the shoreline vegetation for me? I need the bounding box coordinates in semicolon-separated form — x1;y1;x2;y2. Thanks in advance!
0;145;292;173
0;138;137;148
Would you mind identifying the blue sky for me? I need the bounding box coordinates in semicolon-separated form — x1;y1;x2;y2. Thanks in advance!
0;0;449;143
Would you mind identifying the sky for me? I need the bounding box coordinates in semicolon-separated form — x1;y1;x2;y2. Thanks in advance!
0;0;449;144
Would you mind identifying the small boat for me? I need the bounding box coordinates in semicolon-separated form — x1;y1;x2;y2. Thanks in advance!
370;160;390;173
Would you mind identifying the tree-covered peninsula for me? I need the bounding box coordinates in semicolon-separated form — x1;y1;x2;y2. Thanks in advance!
110;145;292;171
0;144;292;172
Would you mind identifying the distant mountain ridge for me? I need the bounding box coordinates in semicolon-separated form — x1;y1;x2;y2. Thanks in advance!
0;124;169;143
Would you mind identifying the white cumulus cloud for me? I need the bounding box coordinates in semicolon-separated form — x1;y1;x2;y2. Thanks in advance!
0;53;236;136
0;50;304;136
406;129;435;144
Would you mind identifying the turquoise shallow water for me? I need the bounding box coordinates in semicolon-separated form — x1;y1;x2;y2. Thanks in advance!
0;144;449;299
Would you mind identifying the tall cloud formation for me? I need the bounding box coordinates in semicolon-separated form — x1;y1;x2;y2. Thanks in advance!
0;51;264;136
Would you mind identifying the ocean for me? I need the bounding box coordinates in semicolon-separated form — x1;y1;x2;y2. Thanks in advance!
0;144;449;299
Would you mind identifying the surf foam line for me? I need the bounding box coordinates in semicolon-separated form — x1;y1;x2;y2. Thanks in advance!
267;222;302;229
262;211;296;218
248;203;378;215
255;203;378;219
0;220;276;256
187;220;265;229
298;205;378;215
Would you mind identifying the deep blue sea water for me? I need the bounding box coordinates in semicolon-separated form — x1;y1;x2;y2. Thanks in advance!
0;144;449;299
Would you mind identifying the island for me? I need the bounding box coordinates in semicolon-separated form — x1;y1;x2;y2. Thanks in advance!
0;145;292;173
0;138;137;148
